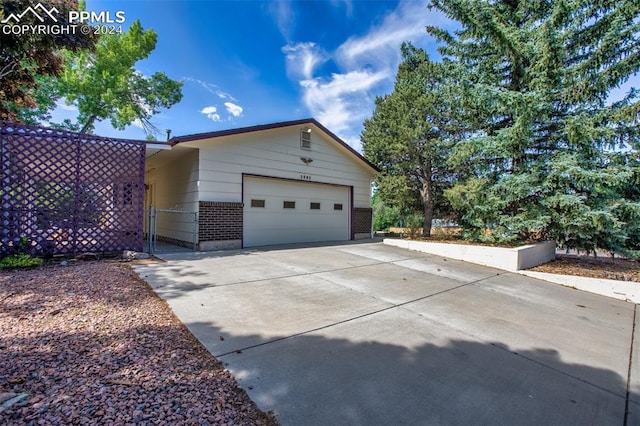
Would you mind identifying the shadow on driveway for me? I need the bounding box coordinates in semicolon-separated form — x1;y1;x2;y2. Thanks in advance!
134;241;639;425
187;319;634;426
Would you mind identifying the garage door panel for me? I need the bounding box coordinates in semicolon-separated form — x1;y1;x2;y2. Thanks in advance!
246;227;346;245
245;212;344;229
243;177;350;247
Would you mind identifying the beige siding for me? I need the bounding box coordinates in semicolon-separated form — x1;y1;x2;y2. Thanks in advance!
145;147;199;243
181;124;373;207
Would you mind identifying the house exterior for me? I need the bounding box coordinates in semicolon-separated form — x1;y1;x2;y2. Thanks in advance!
144;118;377;250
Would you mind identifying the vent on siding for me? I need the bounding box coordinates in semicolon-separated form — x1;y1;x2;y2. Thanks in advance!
300;129;312;149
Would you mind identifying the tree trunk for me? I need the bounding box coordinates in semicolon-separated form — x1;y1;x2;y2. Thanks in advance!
421;180;433;238
80;114;98;134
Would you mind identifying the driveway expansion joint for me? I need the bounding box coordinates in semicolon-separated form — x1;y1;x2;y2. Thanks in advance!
624;303;638;425
177;255;431;290
490;342;627;401
218;272;499;358
400;274;632;402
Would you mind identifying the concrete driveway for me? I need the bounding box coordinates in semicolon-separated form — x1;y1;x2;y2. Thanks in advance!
134;241;639;425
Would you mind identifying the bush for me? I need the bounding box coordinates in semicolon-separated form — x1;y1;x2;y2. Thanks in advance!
0;254;43;269
404;214;424;239
620;249;640;262
372;193;402;231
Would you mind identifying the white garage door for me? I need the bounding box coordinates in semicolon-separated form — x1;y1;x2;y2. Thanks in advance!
243;176;350;247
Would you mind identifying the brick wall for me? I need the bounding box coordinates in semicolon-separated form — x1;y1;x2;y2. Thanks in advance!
353;207;373;234
199;201;243;241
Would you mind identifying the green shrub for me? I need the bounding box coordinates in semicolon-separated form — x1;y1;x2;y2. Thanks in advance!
372;192;402;231
0;254;43;269
404;214;424;239
620;249;640;262
17;236;31;252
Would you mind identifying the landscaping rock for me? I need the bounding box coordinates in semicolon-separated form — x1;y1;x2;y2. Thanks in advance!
75;253;99;261
0;393;29;413
0;261;276;425
122;250;151;261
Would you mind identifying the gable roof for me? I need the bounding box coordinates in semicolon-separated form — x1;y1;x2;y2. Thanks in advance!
169;118;379;172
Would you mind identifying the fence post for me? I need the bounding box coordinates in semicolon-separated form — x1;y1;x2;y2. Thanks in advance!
147;205;154;254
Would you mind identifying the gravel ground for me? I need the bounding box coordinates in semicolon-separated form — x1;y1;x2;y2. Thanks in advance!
0;260;277;425
530;254;640;282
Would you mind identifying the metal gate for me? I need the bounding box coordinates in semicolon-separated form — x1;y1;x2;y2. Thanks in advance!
146;206;197;254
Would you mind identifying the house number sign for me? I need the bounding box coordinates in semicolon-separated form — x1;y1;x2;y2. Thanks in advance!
300;174;312;181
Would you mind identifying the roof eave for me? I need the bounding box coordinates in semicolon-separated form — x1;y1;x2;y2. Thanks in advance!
170;118;380;173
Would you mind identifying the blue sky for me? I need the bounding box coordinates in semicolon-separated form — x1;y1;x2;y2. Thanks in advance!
52;0;637;152
50;0;453;150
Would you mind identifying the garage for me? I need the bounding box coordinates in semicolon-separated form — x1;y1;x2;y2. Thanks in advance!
243;175;350;247
150;119;376;251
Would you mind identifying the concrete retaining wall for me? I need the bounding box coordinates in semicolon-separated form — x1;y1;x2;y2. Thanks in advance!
518;270;640;303
383;239;556;271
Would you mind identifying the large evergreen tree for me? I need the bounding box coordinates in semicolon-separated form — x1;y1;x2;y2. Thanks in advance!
429;0;640;254
362;43;461;236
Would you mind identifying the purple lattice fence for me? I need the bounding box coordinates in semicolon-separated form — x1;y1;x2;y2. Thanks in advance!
1;121;146;257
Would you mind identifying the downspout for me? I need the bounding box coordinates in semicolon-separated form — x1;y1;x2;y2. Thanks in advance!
350;186;354;240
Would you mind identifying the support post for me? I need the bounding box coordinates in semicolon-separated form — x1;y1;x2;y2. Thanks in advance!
147;205;154;254
192;211;198;251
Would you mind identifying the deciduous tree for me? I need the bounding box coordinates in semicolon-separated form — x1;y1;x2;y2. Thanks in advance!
19;19;183;135
0;0;96;120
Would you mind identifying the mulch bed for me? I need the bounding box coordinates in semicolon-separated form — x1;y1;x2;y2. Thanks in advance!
530;254;640;283
0;260;277;425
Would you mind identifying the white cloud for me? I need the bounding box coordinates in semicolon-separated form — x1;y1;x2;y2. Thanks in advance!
269;0;293;42
224;102;244;117
335;1;433;70
200;103;243;121
282;42;327;80
331;0;353;16
188;79;243;121
300;69;390;146
131;119;145;129
185;77;238;102
281;0;452;151
56;100;78;112
200;106;221;122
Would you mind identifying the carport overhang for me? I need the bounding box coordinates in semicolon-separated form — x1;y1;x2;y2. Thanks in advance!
145;142;172;158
